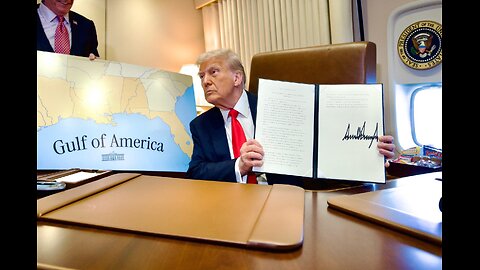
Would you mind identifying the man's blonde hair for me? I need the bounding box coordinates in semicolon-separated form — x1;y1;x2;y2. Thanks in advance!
196;48;246;85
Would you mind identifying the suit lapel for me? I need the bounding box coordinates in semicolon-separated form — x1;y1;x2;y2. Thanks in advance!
69;13;79;55
247;91;258;129
208;108;231;160
36;9;54;52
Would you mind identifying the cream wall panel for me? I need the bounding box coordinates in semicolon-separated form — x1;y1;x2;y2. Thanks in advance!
72;0;106;58
106;0;205;72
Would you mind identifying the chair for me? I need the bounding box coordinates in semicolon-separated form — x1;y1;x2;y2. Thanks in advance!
248;41;376;95
247;41;377;190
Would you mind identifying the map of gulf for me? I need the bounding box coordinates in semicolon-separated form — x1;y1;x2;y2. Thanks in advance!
37;51;197;172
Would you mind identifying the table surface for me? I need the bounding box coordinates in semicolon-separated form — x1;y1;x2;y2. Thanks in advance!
37;172;442;270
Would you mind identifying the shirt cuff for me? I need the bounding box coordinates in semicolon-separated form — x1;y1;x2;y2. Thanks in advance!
234;158;247;184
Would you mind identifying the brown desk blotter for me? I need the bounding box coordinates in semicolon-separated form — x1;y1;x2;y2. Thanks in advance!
327;172;442;245
37;173;305;250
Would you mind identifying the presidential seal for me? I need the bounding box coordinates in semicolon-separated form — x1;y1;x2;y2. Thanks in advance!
397;20;442;70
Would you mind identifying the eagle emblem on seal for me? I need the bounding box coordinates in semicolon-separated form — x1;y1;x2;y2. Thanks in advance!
412;33;436;58
397;20;442;70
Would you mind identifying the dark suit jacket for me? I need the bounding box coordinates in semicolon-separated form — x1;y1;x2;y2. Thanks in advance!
186;91;303;187
37;5;99;58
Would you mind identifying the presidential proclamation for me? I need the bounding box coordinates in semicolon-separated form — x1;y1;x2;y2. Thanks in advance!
253;79;386;183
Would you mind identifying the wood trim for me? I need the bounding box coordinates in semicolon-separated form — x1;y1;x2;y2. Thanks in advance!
194;0;217;9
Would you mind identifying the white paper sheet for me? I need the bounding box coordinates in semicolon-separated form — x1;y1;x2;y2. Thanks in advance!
56;171;103;183
253;79;315;177
253;79;385;183
317;84;385;183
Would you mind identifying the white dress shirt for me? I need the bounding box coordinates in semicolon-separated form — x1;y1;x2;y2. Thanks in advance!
219;90;267;184
38;2;72;51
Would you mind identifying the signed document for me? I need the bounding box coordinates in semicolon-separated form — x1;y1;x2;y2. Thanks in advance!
253;79;385;183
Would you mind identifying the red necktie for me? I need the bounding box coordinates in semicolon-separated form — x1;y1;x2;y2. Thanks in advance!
229;109;257;184
54;16;70;54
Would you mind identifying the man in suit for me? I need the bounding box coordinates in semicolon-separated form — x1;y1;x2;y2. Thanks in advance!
186;49;396;187
37;0;99;59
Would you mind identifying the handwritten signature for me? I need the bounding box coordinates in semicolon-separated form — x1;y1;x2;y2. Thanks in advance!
342;121;378;148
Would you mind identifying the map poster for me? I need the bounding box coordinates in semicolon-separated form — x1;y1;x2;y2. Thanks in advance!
37;51;197;172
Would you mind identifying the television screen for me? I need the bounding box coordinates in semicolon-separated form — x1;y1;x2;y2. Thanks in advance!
37;51;197;172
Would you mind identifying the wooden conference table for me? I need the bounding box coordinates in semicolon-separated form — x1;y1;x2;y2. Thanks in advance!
37;172;442;270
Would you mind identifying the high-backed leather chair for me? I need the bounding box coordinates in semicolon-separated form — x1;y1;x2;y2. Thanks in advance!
248;41;377;190
248;41;376;95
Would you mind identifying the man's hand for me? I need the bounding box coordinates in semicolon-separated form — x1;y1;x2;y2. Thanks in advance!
238;139;264;176
377;135;396;167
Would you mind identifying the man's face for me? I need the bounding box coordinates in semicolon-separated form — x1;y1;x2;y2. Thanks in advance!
44;0;74;17
198;57;241;109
